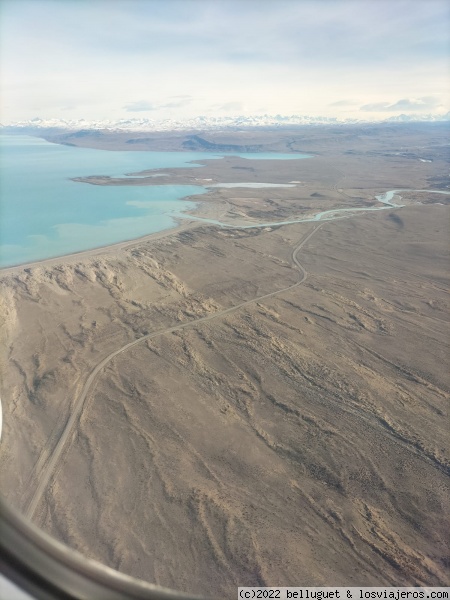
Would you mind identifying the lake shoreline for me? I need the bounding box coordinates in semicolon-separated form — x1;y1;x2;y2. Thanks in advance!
0;134;315;269
2;124;450;593
2;129;448;273
2;203;449;593
0;190;228;274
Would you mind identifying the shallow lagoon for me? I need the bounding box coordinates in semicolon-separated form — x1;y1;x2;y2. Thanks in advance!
0;135;311;267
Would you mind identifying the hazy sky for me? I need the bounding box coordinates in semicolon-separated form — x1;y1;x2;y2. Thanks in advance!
1;0;449;122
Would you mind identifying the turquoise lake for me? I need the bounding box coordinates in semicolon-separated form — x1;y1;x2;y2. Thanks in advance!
0;135;312;267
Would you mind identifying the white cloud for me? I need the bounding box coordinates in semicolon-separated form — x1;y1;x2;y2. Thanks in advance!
361;97;442;112
124;101;158;112
123;97;192;113
213;102;244;112
329;100;359;107
0;0;449;122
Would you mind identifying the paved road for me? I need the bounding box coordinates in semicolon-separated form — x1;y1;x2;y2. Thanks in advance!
25;224;321;519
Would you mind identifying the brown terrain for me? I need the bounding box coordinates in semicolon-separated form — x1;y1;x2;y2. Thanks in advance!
0;124;449;598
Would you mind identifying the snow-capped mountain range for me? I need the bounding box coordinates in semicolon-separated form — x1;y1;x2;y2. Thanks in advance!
1;112;449;132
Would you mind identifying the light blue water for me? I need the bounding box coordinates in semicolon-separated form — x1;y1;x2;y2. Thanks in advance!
0;135;312;267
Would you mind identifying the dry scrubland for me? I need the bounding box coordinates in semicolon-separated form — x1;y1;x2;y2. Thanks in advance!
0;125;449;598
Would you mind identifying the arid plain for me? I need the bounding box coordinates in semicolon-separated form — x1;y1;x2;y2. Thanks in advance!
0;124;449;598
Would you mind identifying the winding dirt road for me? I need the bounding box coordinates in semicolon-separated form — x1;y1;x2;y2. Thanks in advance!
25;224;321;519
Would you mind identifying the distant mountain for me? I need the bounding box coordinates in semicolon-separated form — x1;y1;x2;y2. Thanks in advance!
385;112;450;122
1;112;449;133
